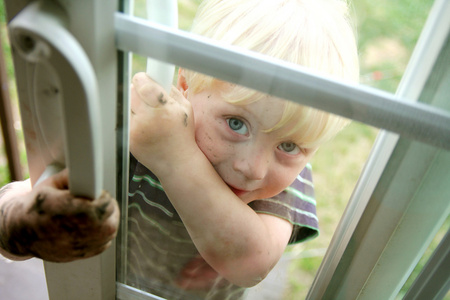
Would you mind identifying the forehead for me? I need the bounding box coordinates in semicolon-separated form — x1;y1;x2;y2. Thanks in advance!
241;97;287;130
191;84;292;132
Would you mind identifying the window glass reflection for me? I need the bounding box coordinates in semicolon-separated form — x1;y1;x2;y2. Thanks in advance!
119;0;435;299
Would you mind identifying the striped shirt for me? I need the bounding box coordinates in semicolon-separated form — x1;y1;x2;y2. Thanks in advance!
125;155;318;299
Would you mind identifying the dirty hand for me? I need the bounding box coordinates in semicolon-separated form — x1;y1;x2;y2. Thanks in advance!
0;169;120;262
129;72;196;174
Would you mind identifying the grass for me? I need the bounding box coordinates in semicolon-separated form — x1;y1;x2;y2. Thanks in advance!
0;0;442;299
354;0;435;93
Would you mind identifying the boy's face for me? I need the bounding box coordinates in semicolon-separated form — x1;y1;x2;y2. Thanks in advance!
187;87;316;203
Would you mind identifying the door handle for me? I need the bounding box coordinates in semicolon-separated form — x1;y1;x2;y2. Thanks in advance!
146;0;178;92
8;1;102;199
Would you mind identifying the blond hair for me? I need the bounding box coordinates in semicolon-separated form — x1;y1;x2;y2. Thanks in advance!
185;0;359;148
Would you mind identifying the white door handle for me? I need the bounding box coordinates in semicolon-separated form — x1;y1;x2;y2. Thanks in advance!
8;1;102;199
146;0;178;92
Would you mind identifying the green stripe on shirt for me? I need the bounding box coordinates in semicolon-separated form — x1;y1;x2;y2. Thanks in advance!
283;186;316;206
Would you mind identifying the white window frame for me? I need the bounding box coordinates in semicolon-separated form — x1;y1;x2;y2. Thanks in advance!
4;0;449;299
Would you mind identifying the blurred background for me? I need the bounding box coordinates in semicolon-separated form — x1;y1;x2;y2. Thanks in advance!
1;0;446;299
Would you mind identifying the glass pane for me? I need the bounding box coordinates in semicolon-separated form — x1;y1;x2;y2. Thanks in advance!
280;0;435;298
395;217;450;299
116;0;438;299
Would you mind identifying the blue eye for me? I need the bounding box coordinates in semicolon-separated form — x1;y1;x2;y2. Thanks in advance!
227;118;248;135
278;142;300;154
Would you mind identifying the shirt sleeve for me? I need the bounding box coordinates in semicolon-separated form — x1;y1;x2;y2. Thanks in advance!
248;164;319;244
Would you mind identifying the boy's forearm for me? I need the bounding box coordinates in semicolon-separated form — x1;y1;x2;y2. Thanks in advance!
153;150;287;287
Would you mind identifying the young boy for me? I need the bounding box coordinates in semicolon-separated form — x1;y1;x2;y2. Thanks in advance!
0;0;358;298
126;0;358;298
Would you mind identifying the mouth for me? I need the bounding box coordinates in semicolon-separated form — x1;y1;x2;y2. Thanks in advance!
226;184;249;197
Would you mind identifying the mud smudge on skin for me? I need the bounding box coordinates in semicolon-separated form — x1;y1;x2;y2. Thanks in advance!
6;223;38;256
96;202;110;220
183;113;188;127
28;194;46;215
158;93;167;105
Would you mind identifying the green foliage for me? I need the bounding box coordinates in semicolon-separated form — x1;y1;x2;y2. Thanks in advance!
0;0;5;23
0;0;14;78
0;159;9;186
354;0;434;93
354;0;434;51
0;0;27;185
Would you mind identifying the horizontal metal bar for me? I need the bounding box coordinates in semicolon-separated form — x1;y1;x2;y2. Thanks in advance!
114;13;450;151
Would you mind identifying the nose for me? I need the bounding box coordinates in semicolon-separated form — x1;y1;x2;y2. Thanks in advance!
233;150;269;181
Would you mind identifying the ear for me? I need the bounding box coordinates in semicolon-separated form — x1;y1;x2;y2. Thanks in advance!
177;68;189;94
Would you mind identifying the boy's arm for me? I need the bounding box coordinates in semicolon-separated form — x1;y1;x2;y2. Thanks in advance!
0;170;119;262
130;74;293;287
157;149;292;287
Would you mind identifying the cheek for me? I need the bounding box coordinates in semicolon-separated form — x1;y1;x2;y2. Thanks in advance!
193;113;215;159
194;127;230;166
195;132;216;161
